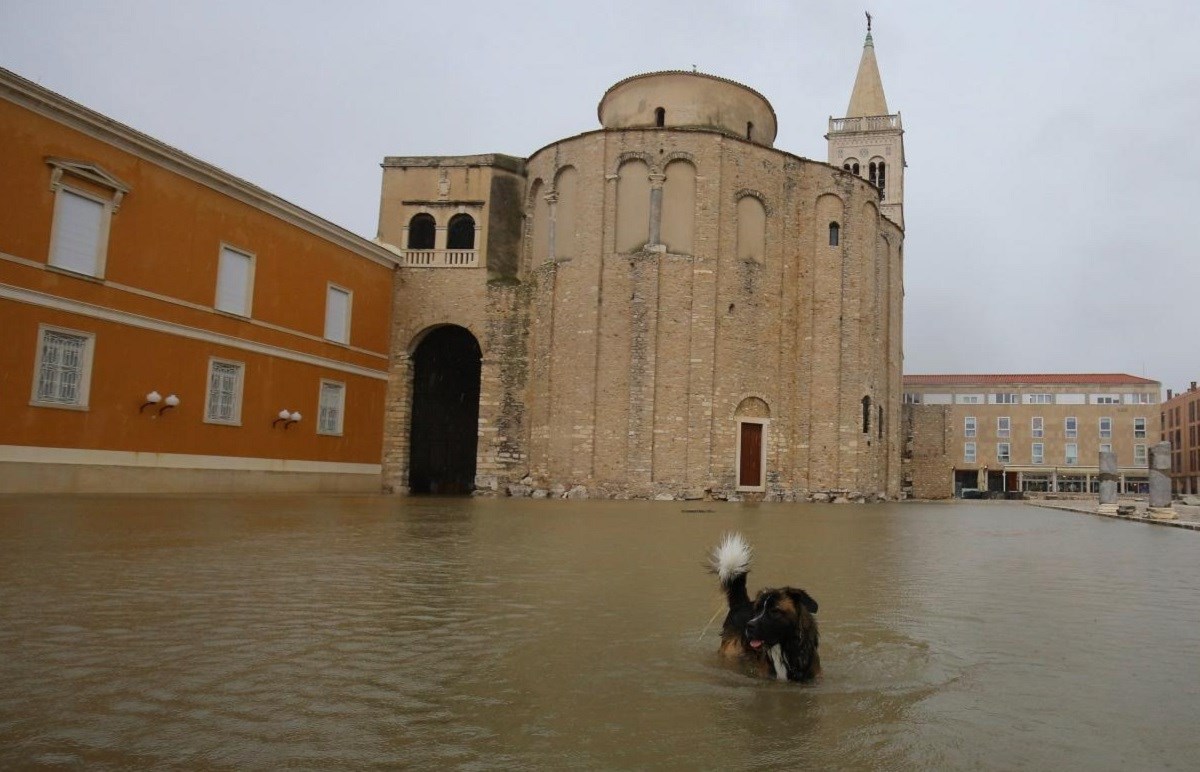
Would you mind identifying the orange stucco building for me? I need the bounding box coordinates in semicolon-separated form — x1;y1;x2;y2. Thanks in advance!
0;68;399;493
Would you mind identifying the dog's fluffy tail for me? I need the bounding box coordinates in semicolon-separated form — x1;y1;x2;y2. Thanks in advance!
710;532;752;609
710;532;752;584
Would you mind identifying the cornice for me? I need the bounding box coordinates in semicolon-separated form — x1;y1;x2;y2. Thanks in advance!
1;68;399;269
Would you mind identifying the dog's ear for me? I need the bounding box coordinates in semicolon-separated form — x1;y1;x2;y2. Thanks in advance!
789;589;818;614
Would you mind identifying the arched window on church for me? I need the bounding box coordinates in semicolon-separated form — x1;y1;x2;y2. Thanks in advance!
862;396;871;434
746;121;754;141
447;213;475;250
615;159;650;252
661;159;696;254
736;195;766;263
868;162;878;187
877;161;886;199
655;107;665;127
828;222;840;247
407;213;436;249
852;162;860;175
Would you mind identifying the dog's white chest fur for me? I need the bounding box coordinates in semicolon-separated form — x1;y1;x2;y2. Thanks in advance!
767;644;788;681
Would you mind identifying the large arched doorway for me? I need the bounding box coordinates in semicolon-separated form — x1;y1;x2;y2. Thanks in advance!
408;325;482;495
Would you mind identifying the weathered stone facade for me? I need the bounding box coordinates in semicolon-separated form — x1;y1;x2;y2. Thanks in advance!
379;64;904;500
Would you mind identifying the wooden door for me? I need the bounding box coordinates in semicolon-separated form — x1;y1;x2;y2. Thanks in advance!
739;422;763;488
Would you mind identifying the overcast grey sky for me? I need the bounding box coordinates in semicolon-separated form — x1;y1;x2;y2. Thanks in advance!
3;1;1196;394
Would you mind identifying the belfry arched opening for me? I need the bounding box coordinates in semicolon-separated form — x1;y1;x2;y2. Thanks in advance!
408;325;482;495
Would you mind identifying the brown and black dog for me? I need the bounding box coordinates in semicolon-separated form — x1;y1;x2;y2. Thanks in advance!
709;532;821;682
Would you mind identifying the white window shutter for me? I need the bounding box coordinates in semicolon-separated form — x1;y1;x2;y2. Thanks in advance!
51;190;104;275
324;287;350;343
216;248;251;314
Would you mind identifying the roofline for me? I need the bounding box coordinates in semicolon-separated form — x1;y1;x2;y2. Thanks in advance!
903;373;1161;386
596;70;778;131
381;153;526;174
529;126;901;231
0;67;400;268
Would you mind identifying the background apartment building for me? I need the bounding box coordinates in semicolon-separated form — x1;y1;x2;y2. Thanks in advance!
903;374;1161;499
0;68;399;493
1161;382;1200;495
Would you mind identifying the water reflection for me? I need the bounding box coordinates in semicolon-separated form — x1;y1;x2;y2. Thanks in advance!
1;497;1197;769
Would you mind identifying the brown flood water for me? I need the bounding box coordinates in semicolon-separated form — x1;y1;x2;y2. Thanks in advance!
1;496;1198;770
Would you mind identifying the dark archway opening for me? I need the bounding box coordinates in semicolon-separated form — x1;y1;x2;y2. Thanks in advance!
408;325;482;495
447;213;476;249
407;213;436;249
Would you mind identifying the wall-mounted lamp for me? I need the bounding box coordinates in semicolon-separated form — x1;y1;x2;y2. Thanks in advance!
140;391;180;416
159;394;180;415
272;410;302;429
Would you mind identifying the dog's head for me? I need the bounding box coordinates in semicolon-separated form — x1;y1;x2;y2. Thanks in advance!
744;587;818;650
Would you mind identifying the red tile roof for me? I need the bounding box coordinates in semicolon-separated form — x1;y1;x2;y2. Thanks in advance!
903;373;1159;387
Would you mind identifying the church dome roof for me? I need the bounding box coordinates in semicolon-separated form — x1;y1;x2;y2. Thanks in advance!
597;71;777;146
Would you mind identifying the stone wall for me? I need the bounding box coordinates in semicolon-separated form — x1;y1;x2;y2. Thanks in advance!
903;404;953;499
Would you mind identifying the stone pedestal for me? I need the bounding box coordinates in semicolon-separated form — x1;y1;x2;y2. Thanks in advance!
1148;441;1177;520
1097;450;1118;515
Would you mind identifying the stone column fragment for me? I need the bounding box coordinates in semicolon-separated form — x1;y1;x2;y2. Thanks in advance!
1148;441;1176;519
1097;450;1118;514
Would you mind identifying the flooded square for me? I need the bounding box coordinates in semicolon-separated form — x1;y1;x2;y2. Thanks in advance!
1;496;1197;770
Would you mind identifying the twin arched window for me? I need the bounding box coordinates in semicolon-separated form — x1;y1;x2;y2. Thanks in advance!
869;161;887;199
406;212;476;250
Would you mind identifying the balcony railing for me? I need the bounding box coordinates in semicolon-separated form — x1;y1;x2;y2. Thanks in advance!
402;249;478;268
828;114;902;134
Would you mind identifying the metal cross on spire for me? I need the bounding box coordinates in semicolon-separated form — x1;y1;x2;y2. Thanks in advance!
866;11;872;32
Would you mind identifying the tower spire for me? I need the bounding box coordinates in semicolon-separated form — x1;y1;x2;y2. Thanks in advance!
826;18;905;228
846;14;889;118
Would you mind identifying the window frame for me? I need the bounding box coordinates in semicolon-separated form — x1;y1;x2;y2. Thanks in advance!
214;244;256;317
47;185;113;278
964;442;976;464
29;323;96;410
203;357;246;426
44;159;128;280
1065;416;1078;439
323;283;353;344
1065;442;1079;466
317;378;346;436
1099;417;1112;439
997;416;1011;438
1134;417;1146;439
964;416;977;438
997;442;1011;464
1032;442;1045;465
1134;444;1148;466
1031;416;1044;438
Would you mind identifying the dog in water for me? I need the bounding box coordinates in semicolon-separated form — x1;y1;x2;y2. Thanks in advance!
709;532;821;682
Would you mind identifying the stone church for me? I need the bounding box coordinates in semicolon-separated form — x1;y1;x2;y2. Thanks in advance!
378;29;906;500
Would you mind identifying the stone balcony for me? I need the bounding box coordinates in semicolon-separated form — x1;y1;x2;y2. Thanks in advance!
827;113;902;134
401;249;478;268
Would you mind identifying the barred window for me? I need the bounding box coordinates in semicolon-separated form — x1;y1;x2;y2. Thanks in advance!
205;359;244;425
33;327;93;407
318;380;345;436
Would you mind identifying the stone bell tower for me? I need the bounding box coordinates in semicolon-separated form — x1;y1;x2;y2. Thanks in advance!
827;15;906;228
